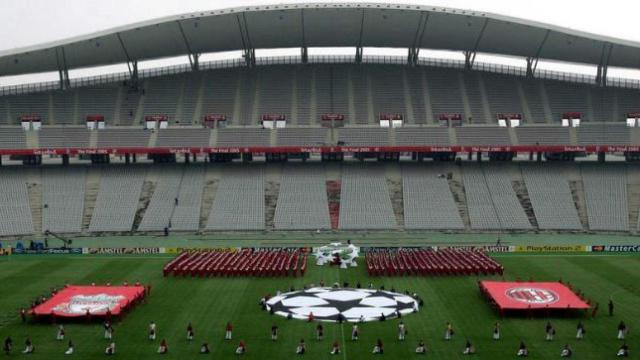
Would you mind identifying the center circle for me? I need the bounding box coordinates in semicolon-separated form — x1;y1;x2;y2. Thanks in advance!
265;287;419;322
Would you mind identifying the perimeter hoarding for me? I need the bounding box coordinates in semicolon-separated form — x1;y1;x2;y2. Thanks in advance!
514;245;588;253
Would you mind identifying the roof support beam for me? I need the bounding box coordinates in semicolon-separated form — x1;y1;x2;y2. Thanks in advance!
464;18;489;70
408;12;429;66
55;47;70;90
116;33;139;88
356;9;365;64
526;29;551;78
596;43;613;87
236;14;255;67
176;21;200;71
301;9;308;64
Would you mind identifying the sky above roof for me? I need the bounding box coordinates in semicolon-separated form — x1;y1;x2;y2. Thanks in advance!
1;0;639;84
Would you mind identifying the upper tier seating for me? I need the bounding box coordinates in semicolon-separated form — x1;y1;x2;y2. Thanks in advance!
276;128;328;147
97;129;151;148
395;127;450;146
456;126;511;146
156;128;211;148
216;128;270;147
39;127;91;148
515;126;570;145
338;127;390;146
0;127;27;149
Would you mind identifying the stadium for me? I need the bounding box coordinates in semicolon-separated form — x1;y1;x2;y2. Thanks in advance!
0;1;638;358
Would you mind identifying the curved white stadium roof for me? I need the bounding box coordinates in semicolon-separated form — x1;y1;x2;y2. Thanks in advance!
1;2;640;76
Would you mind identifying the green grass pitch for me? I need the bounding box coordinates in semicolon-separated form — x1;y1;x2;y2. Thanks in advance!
0;253;638;359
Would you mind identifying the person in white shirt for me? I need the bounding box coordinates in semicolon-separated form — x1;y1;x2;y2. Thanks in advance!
64;341;74;355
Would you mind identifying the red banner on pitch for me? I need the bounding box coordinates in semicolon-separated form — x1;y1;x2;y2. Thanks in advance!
33;286;145;317
479;281;589;310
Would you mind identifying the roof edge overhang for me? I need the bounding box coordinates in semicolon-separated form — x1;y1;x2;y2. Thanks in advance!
1;2;639;76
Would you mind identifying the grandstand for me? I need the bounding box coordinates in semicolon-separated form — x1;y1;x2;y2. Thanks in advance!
0;3;639;237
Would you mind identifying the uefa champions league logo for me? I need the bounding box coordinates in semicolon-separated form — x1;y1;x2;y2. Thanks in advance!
505;287;559;305
52;294;125;314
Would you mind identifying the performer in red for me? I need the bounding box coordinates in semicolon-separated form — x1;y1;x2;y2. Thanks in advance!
308;312;315;322
225;322;233;340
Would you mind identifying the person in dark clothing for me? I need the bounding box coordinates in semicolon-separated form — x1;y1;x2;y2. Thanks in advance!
609;299;614;316
3;337;12;355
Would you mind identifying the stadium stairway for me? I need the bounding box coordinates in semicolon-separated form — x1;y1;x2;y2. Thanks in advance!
326;179;341;230
199;167;220;230
627;166;640;233
133;176;157;231
264;165;281;229
512;179;539;228
26;168;43;235
568;179;590;230
81;167;101;231
448;170;471;229
386;164;405;229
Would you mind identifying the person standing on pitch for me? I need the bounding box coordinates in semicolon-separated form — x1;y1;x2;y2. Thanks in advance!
296;339;306;355
617;321;627;340
157;339;168;354
462;339;475;355
3;337;12;355
609;299;614;316
235;340;246;355
148;322;157;340
591;302;599;318
56;324;65;341
351;324;359;341
271;325;278;341
398;321;407;341
330;341;340;355
575;321;585;340
65;340;74;355
545;322;555;341
372;339;383;354
445;322;454;340
316;323;324;340
104;321;113;340
493;322;501;340
105;342;115;355
186;323;194;341
22;338;34;354
516;341;529;357
225;322;233;340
